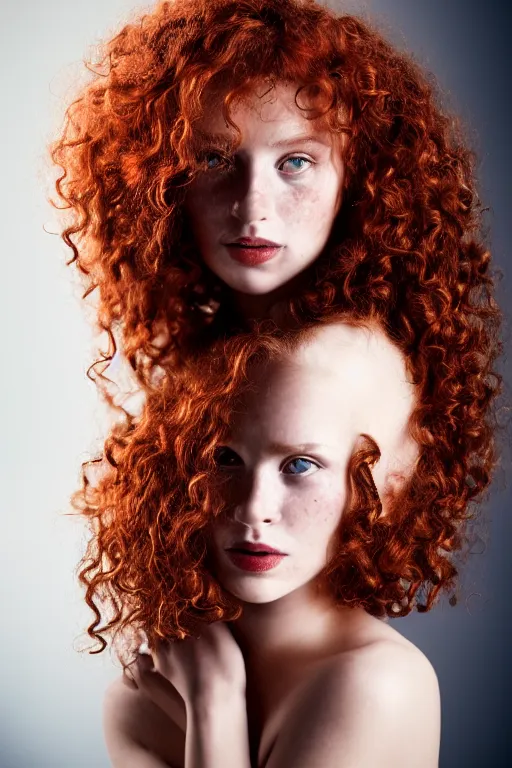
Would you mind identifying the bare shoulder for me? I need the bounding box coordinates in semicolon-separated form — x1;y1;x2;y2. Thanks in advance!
103;673;185;768
335;631;441;717
267;629;440;768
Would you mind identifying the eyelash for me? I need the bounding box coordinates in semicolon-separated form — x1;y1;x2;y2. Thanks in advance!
203;152;314;175
282;457;321;476
214;448;321;476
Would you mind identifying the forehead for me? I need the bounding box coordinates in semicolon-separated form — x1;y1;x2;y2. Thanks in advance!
195;80;334;144
235;323;416;452
297;324;415;433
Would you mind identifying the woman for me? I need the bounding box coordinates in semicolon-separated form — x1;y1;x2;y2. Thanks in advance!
57;1;502;764
48;0;498;409
94;304;494;766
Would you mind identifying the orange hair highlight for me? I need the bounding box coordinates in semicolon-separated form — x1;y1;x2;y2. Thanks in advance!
49;0;499;396
72;309;502;674
48;0;503;672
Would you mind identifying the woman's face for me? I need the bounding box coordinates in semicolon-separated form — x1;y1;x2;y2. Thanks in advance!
184;81;345;297
208;322;419;605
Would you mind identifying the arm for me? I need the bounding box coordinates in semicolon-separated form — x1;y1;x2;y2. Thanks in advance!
184;692;252;768
266;642;441;768
103;674;185;768
129;622;251;768
105;739;173;768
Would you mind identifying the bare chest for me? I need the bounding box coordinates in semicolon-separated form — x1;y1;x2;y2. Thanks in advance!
145;658;326;768
245;657;331;768
144;620;412;767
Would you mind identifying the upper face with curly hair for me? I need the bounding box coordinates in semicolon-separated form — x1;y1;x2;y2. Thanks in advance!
184;80;345;305
207;320;418;608
50;0;500;407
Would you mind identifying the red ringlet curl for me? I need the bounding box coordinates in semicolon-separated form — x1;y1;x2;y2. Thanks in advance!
48;0;498;396
49;0;504;671
71;307;502;674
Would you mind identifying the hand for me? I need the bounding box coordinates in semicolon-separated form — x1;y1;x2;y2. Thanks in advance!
133;622;247;714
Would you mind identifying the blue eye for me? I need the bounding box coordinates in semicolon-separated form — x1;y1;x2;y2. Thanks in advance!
280;156;313;173
201;150;234;171
283;457;319;475
205;152;223;169
202;153;312;173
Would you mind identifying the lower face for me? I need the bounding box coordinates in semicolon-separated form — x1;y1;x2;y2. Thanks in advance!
183;81;345;297
210;533;343;607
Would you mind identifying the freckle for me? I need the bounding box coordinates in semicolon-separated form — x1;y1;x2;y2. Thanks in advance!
278;186;321;222
293;186;320;207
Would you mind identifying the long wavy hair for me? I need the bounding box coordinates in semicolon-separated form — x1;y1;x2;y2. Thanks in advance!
50;0;503;672
49;0;499;401
73;301;502;673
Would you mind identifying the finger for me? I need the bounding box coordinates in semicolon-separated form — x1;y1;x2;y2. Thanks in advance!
134;655;186;726
122;666;139;690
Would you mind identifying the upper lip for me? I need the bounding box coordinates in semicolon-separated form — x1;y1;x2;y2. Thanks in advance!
226;540;287;555
225;237;282;247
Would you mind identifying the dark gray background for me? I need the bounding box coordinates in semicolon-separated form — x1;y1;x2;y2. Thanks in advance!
345;3;511;767
0;1;509;766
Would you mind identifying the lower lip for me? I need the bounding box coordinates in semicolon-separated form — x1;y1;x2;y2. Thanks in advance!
225;245;282;266
226;550;287;572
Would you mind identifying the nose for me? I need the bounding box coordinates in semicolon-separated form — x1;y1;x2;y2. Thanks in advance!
233;467;283;527
230;161;274;224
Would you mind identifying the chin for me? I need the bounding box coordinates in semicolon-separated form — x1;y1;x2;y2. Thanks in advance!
218;272;287;296
223;579;293;604
220;262;316;296
204;251;303;297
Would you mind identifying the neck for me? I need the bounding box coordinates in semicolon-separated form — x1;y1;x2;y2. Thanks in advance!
226;583;367;670
230;291;277;323
230;268;312;324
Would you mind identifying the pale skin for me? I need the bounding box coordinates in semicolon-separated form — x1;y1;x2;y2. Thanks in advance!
183;79;345;321
103;321;441;768
106;79;344;400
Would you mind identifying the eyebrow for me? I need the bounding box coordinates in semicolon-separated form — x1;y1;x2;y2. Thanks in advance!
269;134;331;149
197;132;330;150
265;441;329;456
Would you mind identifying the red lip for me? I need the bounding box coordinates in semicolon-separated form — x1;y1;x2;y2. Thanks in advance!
227;541;287;555
226;237;282;247
226;551;286;572
225;244;282;266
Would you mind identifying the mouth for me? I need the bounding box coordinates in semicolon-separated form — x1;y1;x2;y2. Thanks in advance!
224;237;283;248
229;548;276;556
224;243;283;267
229;244;278;249
226;542;287;555
225;548;287;572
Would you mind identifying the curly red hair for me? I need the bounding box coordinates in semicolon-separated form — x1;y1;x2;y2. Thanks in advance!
49;0;497;393
50;0;503;669
73;305;501;672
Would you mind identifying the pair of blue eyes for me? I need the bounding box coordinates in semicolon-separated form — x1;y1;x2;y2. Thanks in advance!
215;448;318;476
204;153;311;173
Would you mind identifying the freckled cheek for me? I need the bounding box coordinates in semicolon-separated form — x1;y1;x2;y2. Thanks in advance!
276;186;333;238
286;485;347;536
